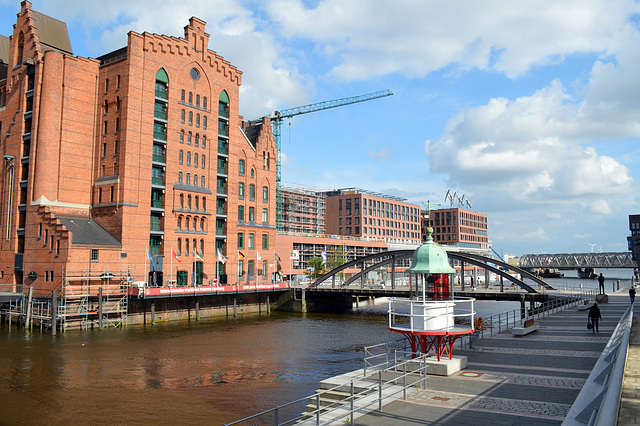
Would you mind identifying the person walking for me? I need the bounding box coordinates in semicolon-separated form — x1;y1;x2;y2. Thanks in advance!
588;303;602;333
630;286;636;304
598;273;605;294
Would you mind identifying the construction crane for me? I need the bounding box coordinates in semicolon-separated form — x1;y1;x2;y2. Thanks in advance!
257;89;393;229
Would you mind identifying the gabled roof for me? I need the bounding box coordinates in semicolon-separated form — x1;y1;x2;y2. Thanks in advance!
57;216;121;246
31;10;73;55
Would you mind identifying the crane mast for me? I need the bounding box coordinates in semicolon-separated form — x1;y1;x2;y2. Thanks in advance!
263;89;393;229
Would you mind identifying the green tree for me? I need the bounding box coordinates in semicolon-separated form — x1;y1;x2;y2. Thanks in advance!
326;246;347;281
307;256;325;279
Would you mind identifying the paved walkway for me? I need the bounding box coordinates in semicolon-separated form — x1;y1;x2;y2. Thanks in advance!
354;293;636;425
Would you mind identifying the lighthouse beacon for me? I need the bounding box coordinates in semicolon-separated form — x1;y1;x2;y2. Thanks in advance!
388;227;476;375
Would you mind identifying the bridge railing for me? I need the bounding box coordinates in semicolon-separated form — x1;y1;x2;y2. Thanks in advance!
563;303;633;425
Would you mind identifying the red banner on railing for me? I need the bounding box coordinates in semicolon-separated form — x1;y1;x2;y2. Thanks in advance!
128;282;289;298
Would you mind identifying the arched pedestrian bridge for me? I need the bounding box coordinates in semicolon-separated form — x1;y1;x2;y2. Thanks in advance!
310;250;554;294
519;252;636;269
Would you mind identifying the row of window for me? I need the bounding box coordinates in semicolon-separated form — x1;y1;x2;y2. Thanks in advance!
105;75;121;92
181;110;208;129
238;206;269;224
103;97;121;114
238;183;269;202
102;141;119;157
176;237;205;257
239;155;271;176
237;232;269;250
178;194;206;212
338;198;419;222
178;172;206;187
180;90;209;111
37;224;61;256
178;150;206;168
177;215;206;232
180;130;207;148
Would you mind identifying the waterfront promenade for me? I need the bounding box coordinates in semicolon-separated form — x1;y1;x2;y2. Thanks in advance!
354;292;636;425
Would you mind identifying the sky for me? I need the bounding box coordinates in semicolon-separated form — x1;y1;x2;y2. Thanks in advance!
2;0;639;256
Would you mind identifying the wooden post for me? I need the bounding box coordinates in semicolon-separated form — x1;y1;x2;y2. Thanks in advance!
520;295;526;319
51;290;58;336
267;295;270;314
24;286;33;329
98;287;103;329
151;302;156;325
195;300;200;321
233;297;237;316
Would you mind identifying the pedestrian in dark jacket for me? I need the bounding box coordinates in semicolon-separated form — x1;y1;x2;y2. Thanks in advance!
630;286;636;304
588;303;602;333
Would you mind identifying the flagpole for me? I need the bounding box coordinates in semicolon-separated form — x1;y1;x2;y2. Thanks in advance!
144;246;148;286
170;246;173;287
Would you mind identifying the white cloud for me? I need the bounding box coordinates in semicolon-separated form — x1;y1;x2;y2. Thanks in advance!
266;0;640;81
367;146;391;161
424;77;636;208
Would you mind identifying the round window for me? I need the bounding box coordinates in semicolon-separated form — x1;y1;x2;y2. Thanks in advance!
190;68;200;81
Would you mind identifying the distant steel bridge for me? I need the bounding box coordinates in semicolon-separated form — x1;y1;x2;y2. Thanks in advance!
310;250;554;293
518;252;636;269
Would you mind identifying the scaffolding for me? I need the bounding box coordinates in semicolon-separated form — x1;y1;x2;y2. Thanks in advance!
281;185;327;234
59;265;134;330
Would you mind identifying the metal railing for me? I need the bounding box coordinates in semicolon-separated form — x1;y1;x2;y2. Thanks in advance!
224;355;430;426
562;304;633;425
388;296;475;334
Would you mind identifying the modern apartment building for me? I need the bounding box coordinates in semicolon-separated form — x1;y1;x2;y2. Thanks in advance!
324;188;421;244
0;2;276;293
421;207;489;250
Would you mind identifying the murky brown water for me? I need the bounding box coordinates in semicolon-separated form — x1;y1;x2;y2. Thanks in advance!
0;311;396;425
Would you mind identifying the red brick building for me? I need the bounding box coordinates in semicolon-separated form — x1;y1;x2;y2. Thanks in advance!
0;1;276;294
421;207;489;250
324;188;421;244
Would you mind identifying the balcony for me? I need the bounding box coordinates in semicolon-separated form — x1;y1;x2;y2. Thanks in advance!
153;131;167;141
154;110;168;121
155;88;168;100
217;166;228;176
216;184;227;196
152;176;164;186
218;144;228;156
152;153;166;163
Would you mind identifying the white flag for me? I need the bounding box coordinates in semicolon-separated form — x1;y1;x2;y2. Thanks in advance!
290;250;299;260
256;251;262;260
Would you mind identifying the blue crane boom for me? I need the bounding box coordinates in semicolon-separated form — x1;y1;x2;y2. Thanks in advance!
257;89;393;229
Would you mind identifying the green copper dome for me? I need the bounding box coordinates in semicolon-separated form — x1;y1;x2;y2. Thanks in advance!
407;227;456;274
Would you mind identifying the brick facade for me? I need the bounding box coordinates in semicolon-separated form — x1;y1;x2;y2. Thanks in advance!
0;2;276;293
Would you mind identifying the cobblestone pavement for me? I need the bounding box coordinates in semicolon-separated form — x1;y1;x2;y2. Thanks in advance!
619;311;640;425
407;388;570;420
355;294;632;426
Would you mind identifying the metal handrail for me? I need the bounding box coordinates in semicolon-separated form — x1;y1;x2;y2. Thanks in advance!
562;304;633;425
224;355;429;426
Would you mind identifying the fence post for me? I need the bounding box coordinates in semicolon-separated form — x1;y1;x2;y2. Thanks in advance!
350;382;354;424
378;370;383;411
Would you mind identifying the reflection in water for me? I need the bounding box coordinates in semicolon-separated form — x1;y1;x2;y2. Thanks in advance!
0;311;396;425
0;294;563;424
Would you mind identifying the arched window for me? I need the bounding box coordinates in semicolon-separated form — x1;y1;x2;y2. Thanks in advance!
203;97;207;110
195;134;199;147
201;175;205;187
186;173;191;185
181;90;185;102
203;116;207;130
194;153;198;166
188;132;192;145
188;195;192;209
155;69;169;99
178;172;183;183
180;130;184;143
219;91;229;118
196;114;200;128
178;216;183;230
180;194;184;208
201;155;206;169
202;197;207;211
179;150;183;164
189;92;193;105
104;99;108;114
195;196;199;211
194;174;198;186
200;218;205;232
187;151;191;166
181;109;185;124
189;111;193;126
202;135;206;148
17;31;24;64
196;94;200;107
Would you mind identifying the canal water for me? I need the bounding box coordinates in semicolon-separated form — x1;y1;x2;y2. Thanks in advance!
0;297;523;425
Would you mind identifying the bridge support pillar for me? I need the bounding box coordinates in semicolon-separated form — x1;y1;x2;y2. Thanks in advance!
500;276;504;293
391;255;396;289
301;289;307;313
